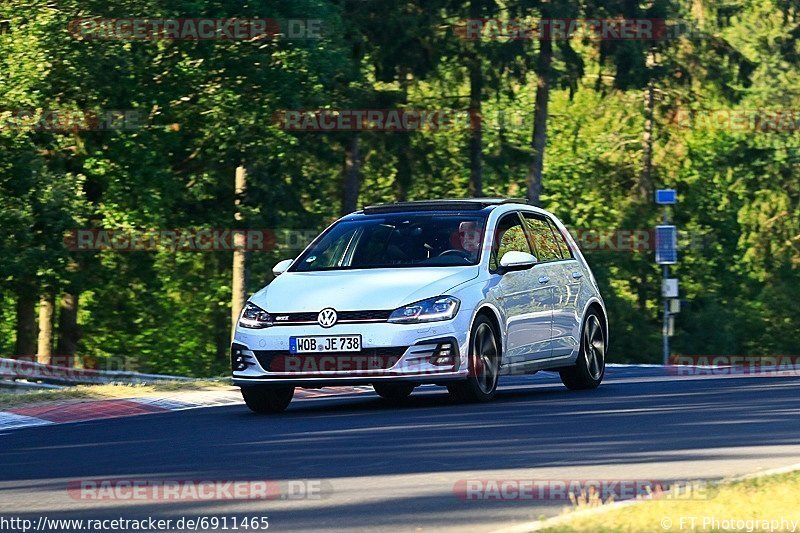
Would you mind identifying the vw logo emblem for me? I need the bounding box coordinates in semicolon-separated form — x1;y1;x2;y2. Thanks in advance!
317;308;338;328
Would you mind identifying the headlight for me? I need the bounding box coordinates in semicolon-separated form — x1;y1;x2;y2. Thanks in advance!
239;302;273;329
388;296;460;324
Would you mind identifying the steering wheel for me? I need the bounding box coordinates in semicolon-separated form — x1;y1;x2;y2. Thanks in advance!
438;249;472;259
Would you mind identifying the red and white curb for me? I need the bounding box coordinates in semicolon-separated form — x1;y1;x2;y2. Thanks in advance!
0;386;374;432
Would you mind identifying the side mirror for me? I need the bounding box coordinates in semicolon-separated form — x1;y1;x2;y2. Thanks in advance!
499;251;538;272
272;259;293;276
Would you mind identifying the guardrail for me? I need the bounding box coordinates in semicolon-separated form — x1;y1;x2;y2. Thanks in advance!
0;357;194;387
0;379;64;391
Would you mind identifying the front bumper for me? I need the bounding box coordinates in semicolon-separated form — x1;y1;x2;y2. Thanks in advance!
231;315;472;387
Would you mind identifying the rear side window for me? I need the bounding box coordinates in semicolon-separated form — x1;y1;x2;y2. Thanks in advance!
546;219;573;259
522;213;566;261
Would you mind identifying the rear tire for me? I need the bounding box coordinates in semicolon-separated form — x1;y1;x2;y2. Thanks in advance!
373;382;415;402
448;315;500;402
241;386;295;413
560;310;605;390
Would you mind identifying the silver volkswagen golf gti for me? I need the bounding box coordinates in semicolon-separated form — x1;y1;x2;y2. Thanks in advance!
232;199;608;412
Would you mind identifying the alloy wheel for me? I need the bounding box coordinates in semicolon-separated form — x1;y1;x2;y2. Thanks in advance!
583;315;605;381
472;322;499;394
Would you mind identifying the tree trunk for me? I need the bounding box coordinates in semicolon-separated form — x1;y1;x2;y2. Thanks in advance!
527;30;553;206
231;165;248;340
468;0;484;197
341;135;362;215
55;292;79;367
640;77;655;200
395;135;412;201
394;70;412;201
14;288;38;358
216;287;231;372
37;292;55;364
468;56;484;197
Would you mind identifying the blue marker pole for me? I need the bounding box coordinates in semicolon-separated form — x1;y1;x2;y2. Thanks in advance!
655;190;677;366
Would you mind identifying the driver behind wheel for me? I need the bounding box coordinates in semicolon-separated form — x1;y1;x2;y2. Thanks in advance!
455;220;481;262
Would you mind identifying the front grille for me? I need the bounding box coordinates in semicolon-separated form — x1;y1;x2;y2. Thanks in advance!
254;347;407;373
274;312;317;323
339;310;392;321
271;309;391;325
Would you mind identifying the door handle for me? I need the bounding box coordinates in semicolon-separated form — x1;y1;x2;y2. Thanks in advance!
538;276;550;284
572;272;583;279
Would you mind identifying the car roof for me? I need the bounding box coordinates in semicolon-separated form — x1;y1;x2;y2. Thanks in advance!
361;198;529;215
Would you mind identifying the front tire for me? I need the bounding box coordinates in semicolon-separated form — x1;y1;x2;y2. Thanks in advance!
448;315;500;402
373;382;415;402
560;310;606;390
241;385;295;413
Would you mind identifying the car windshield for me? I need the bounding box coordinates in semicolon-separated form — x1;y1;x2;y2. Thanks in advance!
291;213;487;271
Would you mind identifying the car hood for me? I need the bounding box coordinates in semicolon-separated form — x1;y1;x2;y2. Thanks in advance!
250;266;480;312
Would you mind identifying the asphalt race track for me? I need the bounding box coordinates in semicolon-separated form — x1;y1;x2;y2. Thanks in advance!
1;367;799;532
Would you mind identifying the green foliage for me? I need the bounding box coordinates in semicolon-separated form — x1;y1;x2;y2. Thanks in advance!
0;0;798;373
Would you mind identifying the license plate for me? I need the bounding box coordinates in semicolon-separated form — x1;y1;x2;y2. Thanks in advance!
289;335;362;354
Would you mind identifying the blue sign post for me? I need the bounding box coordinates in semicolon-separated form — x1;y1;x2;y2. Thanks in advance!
655;225;678;265
655;189;677;205
655;190;677;366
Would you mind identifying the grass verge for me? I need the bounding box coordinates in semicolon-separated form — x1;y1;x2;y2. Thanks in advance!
539;470;800;533
0;378;233;409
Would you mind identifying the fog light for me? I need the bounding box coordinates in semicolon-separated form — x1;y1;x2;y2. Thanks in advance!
431;342;456;366
231;345;255;372
232;354;247;371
